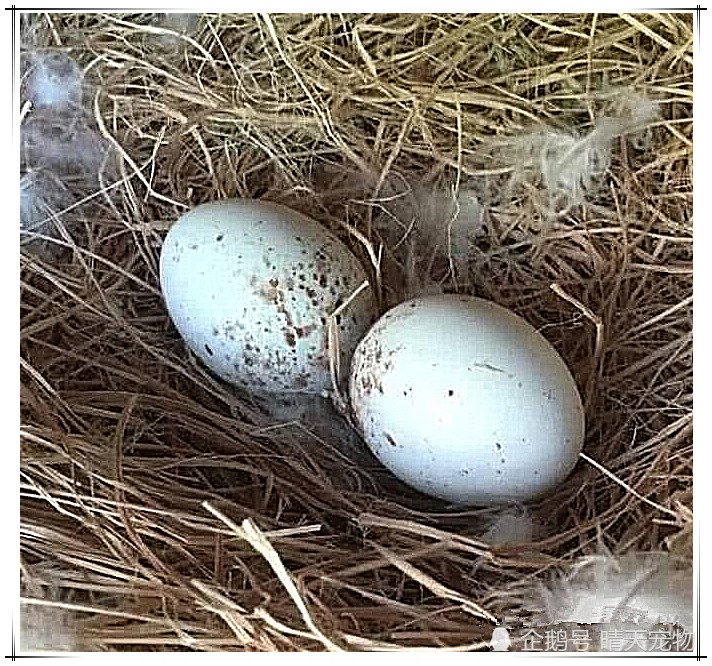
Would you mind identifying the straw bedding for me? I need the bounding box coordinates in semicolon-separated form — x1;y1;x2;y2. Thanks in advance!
20;12;692;651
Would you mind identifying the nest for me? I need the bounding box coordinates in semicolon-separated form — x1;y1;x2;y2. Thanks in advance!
20;13;693;651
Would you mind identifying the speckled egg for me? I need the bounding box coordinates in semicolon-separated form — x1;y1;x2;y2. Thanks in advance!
160;199;376;394
349;294;585;505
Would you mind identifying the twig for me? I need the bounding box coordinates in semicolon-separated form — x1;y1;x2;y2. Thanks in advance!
550;282;604;415
202;502;343;652
371;542;497;623
578;452;677;518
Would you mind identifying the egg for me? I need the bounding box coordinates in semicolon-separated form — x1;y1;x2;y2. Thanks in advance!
160;199;376;394
349;294;585;505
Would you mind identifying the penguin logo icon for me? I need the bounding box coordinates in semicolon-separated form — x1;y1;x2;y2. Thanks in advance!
490;626;511;651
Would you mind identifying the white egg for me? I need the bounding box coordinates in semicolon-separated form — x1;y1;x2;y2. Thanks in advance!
349;294;585;505
160;199;376;394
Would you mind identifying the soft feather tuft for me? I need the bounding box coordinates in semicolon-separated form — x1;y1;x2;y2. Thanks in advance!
526;551;693;634
499;96;659;213
482;505;538;545
23;51;84;111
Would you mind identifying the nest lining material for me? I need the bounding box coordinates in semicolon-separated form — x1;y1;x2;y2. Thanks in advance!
20;12;692;651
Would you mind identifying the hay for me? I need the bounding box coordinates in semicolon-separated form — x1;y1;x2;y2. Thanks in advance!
19;12;692;651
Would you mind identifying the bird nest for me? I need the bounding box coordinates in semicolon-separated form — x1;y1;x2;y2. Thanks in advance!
19;12;693;652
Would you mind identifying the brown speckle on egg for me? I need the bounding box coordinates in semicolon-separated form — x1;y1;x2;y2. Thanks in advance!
296;324;316;338
258;282;279;303
293;373;309;389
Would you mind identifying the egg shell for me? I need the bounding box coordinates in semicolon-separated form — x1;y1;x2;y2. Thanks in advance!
349;294;585;505
160;199;376;394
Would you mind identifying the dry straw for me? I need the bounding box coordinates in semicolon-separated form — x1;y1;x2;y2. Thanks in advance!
20;12;692;651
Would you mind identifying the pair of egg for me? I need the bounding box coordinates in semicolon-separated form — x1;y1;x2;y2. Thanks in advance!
159;199;585;505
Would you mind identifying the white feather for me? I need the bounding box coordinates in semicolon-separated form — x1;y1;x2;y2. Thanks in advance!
482;505;537;545
20;170;67;237
21;114;111;177
382;183;485;297
20;604;82;652
502;97;659;212
23;52;83;111
527;551;693;637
